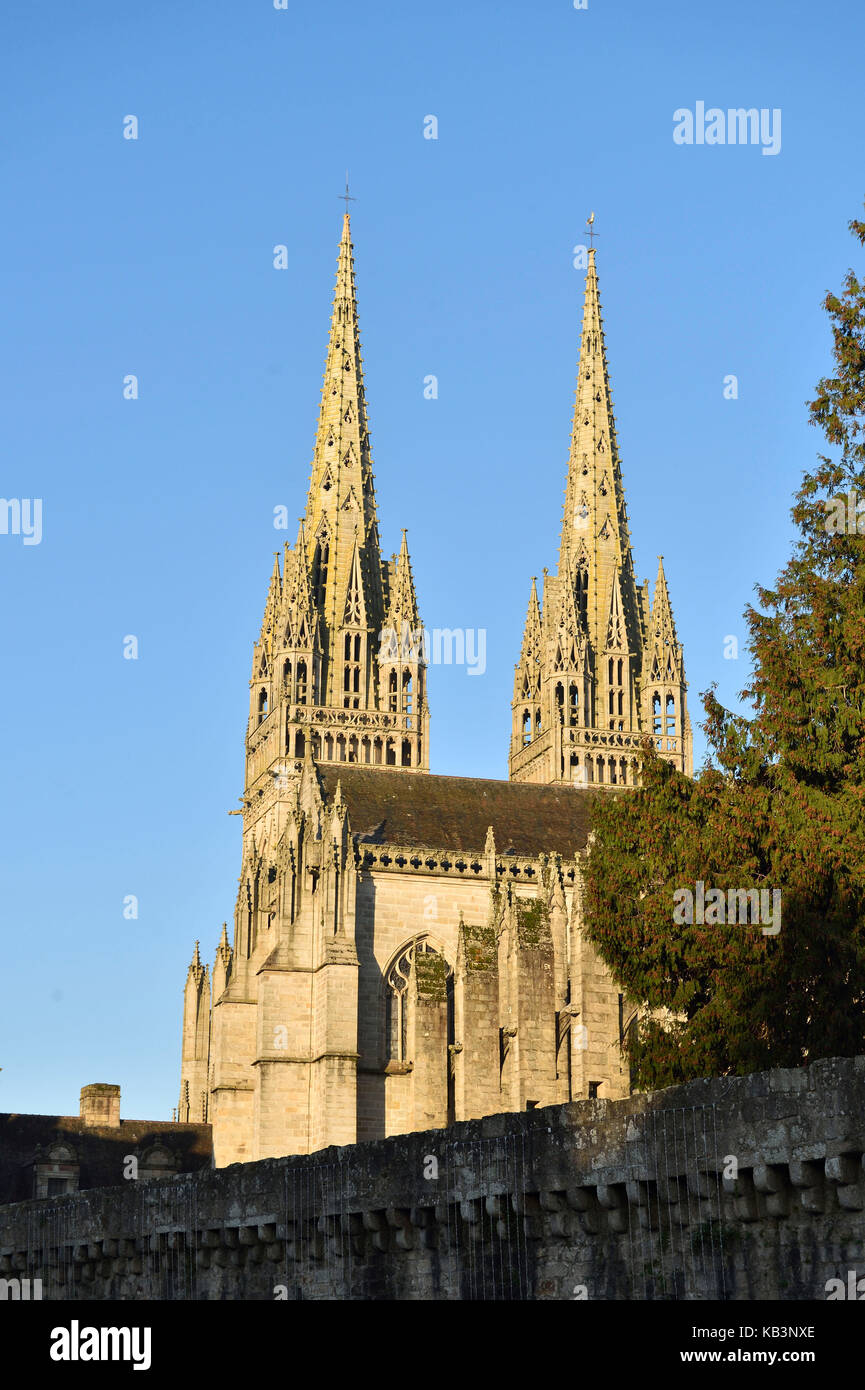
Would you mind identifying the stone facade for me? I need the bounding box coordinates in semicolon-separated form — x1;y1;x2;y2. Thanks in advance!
6;1059;865;1300
178;213;690;1162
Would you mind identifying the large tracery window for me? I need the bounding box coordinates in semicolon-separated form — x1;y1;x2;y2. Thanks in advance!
385;938;449;1063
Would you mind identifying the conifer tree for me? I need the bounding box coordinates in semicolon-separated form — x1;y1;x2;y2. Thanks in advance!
583;210;865;1087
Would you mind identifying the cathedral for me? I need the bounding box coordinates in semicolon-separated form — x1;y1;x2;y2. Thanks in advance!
178;212;693;1165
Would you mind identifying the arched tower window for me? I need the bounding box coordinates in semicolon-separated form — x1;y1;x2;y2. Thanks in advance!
608;658;625;729
257;688;268;724
296;661;308;705
568;683;579;727
652;691;662;734
665;693;676;735
311;541;329;606
343;632;361;709
522;709;532;746
388;669;398;713
575;564;588;624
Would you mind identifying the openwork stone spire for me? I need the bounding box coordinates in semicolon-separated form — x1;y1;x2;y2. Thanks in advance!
510;246;692;788
244;211;429;803
304;212;386;669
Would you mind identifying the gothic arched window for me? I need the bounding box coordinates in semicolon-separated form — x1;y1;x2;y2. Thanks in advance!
385;938;450;1064
311;541;329;606
575;564;588;624
666;694;676;735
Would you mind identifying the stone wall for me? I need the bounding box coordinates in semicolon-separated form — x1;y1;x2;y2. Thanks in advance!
2;1057;864;1300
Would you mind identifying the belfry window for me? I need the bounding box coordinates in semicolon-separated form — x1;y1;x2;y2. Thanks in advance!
343;632;361;709
608;658;625;726
575;565;588;624
666;694;676;735
388;669;398;714
652;692;662;734
569;683;579;726
522;710;532;745
296;661;308;705
311;541;329;606
257;688;268;724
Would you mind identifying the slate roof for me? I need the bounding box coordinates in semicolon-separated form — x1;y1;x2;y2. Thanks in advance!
0;1113;212;1205
318;767;599;858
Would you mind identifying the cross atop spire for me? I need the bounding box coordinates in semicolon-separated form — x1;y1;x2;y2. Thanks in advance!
339;171;356;216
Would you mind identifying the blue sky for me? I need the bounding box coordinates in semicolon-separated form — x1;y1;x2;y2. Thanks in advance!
1;0;861;1119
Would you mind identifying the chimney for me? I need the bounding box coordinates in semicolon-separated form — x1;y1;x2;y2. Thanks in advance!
80;1083;121;1128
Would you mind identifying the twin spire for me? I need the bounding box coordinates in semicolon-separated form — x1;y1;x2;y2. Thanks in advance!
245;210;429;779
246;206;690;792
510;241;692;786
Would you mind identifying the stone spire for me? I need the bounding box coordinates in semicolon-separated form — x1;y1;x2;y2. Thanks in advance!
384;531;421;633
509;244;691;787
179;941;210;1124
640;556;692;766
304;211;386;680
242;210;429;803
558;248;641;660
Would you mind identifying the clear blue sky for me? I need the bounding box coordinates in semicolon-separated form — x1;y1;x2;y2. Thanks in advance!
1;0;861;1120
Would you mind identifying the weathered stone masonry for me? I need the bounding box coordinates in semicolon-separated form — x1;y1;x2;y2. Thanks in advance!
4;1058;865;1300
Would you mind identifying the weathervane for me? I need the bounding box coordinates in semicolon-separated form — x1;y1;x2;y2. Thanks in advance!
339;171;356;214
586;211;598;248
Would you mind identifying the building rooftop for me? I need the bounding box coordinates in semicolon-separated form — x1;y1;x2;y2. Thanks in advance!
318;766;600;858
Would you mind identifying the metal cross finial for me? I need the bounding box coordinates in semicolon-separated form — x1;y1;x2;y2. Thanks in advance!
339;172;356;214
586;211;598;248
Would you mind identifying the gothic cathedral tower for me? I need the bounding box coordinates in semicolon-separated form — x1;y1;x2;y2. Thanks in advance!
178;213;428;1145
246;210;429;790
509;248;692;788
